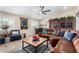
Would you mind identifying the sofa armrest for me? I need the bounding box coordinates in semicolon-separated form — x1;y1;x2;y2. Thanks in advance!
72;36;79;52
55;39;61;48
51;48;68;53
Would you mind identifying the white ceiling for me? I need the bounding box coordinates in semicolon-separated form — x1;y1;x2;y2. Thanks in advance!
0;6;75;20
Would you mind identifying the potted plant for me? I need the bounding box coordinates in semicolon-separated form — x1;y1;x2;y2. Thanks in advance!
53;18;60;21
67;16;75;20
60;17;67;20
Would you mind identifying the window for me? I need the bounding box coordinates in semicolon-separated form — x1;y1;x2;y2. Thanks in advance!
0;16;16;31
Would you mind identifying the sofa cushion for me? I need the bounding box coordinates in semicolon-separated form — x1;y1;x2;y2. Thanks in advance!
70;33;77;41
11;34;21;37
10;34;22;41
42;30;47;34
72;33;77;38
59;39;76;53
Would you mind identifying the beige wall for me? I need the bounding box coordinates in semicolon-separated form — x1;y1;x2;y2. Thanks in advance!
51;8;76;18
0;11;40;36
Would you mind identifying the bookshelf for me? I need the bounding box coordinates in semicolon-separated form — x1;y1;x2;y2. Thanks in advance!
49;16;76;30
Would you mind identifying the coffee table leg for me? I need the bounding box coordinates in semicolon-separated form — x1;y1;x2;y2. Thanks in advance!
22;41;24;49
41;40;48;53
35;47;37;53
22;41;30;53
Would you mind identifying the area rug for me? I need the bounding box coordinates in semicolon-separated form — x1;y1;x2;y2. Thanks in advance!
15;45;51;53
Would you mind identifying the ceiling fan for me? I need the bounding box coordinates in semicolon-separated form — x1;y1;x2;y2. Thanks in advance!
33;6;51;15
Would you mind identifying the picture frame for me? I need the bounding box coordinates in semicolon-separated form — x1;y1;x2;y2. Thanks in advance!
20;17;28;30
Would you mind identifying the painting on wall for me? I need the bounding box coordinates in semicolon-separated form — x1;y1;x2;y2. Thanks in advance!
20;17;28;30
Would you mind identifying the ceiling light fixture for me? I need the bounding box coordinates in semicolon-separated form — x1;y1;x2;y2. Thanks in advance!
63;6;68;10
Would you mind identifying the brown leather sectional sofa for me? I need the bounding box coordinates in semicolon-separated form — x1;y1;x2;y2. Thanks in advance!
51;33;79;53
38;29;79;53
72;36;79;52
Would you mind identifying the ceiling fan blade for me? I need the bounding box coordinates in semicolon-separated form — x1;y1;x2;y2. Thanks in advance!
33;9;43;15
42;6;44;10
43;10;51;12
40;6;44;10
42;12;46;14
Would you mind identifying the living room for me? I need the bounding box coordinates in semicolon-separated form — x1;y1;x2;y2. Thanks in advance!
0;6;79;53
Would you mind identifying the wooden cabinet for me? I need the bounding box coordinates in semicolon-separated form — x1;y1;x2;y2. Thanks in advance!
49;18;76;29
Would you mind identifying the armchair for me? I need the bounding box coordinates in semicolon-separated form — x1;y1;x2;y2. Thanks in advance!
0;36;5;44
10;30;22;41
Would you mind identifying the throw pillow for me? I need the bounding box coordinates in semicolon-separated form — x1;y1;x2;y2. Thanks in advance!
58;31;65;37
42;30;47;34
64;31;75;41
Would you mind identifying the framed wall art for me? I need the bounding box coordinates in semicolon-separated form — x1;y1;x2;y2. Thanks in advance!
20;17;28;30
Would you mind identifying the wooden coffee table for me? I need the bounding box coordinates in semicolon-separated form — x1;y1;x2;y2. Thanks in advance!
22;37;48;53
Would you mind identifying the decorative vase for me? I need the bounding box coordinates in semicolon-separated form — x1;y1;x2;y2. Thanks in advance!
33;35;39;41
